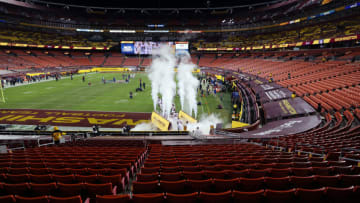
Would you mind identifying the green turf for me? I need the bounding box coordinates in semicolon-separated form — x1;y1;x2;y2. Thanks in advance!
0;73;231;124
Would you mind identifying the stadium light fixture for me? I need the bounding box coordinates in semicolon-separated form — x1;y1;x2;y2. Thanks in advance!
76;28;104;32
144;30;169;33
109;30;136;33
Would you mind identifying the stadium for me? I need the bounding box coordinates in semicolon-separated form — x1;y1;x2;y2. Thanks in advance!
0;0;359;202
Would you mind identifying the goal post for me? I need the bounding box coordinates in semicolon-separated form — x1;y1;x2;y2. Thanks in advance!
0;83;5;103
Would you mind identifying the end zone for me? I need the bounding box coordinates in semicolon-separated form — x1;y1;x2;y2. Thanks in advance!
0;109;151;128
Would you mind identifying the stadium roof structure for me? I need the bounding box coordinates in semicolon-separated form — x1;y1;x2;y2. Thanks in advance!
21;0;280;9
12;0;285;13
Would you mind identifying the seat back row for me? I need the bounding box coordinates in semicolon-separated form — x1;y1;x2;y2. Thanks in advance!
132;175;360;193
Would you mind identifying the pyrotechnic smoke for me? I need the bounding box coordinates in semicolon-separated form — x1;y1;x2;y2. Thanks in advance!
177;52;199;117
131;122;158;131
148;45;176;118
186;114;223;135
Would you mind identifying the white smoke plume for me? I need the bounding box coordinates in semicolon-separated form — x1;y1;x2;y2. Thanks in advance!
187;114;223;135
177;52;199;117
148;45;177;118
131;122;158;131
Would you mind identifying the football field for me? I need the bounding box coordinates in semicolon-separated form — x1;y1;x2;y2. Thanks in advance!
0;72;232;124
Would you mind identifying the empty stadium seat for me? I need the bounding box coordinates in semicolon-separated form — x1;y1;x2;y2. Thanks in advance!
233;190;264;203
199;191;232;203
96;194;130;203
48;195;83;203
15;196;48;203
132;193;164;203
160;180;187;194
295;187;326;202
166;192;198;203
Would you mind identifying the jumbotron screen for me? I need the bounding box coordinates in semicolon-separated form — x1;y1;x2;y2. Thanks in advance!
134;41;174;55
121;41;188;55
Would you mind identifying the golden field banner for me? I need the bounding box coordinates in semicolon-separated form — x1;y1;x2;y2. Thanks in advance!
92;67;130;72
174;68;200;73
78;69;94;73
178;110;197;123
26;72;48;76
231;121;249;128
151;112;170;131
78;68;130;73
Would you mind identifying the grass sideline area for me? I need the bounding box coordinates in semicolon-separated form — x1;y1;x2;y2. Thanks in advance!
0;73;232;124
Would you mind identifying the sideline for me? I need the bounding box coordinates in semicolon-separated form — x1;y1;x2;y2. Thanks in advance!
3;72;95;89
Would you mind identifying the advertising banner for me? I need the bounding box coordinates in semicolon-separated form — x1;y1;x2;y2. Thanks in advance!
121;43;135;54
151;112;170;131
178;110;197;123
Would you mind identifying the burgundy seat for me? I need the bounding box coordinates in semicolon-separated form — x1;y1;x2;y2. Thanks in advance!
160;180;187;194
187;179;213;192
315;175;340;187
199;191;232;203
340;174;360;187
56;183;84;197
85;183;115;199
29;168;49;175
70;168;88;175
0;195;15;203
136;173;158;182
29;174;52;184
270;168;291;178
248;169;269;178
325;186;354;203
96;194;130;203
291;167;313;176
5;174;29;183
312;167;333;176
8;168;29;174
98;175;124;192
15;196;48;203
52;175;75;184
333;166;353;175
3;183;30;196
227;169;248;179
265;189;296;203
30;182;57;196
233;190;264;203
132;193;164;203
48;195;83;203
28;163;46;169
238;177;265;192
160;172;183;181
166;192;198;203
141;167;160;174
265;177;292;190
181;166;202;172
295;187;325;203
132;181;159;194
183;171;205;180
76;175;98;184
213;178;239;192
290;176;316;189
